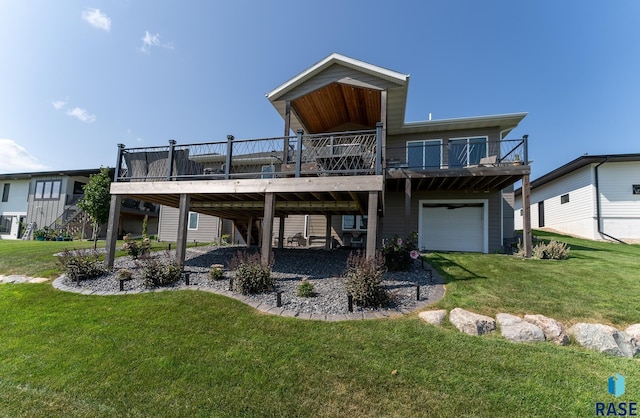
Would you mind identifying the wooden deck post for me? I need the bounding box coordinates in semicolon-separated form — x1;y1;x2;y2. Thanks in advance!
404;177;412;237
278;216;285;249
522;174;532;258
246;217;253;247
176;194;190;266
261;193;276;266
105;194;122;269
366;191;379;259
325;214;332;250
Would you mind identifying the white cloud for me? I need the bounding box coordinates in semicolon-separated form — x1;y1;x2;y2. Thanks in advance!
0;139;48;173
140;31;175;54
52;100;66;110
66;107;96;123
82;8;111;31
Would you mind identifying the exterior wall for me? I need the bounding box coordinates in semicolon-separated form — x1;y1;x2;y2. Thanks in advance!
158;206;219;243
502;185;515;242
382;190;504;252
515;165;596;239
26;176;69;230
0;179;30;239
597;161;640;239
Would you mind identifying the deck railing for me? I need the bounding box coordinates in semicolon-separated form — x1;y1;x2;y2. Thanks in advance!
385;136;528;171
114;126;382;182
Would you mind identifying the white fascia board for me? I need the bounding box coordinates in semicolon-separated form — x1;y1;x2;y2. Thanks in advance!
402;112;528;130
266;53;408;101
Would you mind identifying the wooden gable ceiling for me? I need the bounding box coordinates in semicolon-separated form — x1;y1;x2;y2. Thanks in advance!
292;82;381;134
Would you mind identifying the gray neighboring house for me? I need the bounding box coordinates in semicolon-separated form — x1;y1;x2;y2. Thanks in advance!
0;168;158;240
108;53;532;267
515;154;640;242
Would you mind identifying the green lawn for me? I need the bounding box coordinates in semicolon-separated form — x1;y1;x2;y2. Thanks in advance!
0;232;638;417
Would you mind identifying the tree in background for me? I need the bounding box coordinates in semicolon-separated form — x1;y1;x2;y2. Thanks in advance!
78;167;112;249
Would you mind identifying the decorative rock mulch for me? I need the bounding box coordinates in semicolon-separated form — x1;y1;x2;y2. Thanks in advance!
419;307;640;358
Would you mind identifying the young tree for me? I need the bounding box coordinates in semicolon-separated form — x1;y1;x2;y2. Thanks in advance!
78;167;112;249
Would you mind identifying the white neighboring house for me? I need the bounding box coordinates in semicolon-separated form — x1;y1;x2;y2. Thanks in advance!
0;178;29;239
515;154;640;242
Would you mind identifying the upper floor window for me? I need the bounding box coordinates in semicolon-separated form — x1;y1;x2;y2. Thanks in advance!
34;180;61;200
449;136;488;168
1;184;9;202
560;194;570;204
633;185;640;195
407;140;442;169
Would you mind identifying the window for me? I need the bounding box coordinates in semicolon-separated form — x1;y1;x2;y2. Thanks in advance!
406;139;442;169
342;215;368;231
261;165;274;179
560;194;569;204
448;136;488;167
1;184;9;202
0;216;10;233
633;185;640;195
188;212;199;230
34;180;61;200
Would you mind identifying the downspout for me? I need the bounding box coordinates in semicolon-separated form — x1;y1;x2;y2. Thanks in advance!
594;157;626;244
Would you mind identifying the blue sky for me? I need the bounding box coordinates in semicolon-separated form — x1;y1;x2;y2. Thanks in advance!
1;1;639;180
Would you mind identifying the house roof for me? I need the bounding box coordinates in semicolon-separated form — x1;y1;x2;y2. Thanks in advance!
0;168;110;181
515;153;640;196
266;53;526;137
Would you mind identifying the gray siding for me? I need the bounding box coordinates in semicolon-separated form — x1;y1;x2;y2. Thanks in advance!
158;207;219;243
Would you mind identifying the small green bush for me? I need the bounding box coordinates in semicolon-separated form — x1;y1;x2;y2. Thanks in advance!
137;254;182;287
58;249;106;281
230;251;273;295
381;232;419;271
297;278;315;297
344;251;389;308
122;234;151;259
516;240;570;260
209;264;224;280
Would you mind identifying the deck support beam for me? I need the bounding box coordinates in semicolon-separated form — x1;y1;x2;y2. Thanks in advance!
176;194;190;266
325;214;332;250
261;193;276;266
522;174;532;258
105;194;122;269
246;217;253;247
366;191;378;259
278;216;285;249
404;177;412;237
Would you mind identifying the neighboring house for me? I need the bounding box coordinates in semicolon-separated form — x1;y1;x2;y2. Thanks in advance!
106;53;530;267
515;154;640;242
0;168;159;240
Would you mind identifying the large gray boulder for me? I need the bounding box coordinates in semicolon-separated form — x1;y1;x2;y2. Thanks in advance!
496;313;545;343
418;310;447;326
568;323;639;358
449;308;495;336
524;314;569;345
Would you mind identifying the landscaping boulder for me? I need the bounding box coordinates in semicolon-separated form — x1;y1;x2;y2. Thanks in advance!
524;314;569;345
496;313;545;343
449;308;495;336
625;324;640;341
568;323;639;358
418;310;447;326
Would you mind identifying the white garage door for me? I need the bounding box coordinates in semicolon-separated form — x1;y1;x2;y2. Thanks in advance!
421;204;484;252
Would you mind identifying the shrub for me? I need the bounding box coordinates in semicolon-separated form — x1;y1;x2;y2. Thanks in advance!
381;232;419;271
220;234;230;245
122;234;151;259
58;249;106;281
297;277;315;297
209;264;224;280
516;240;570;260
230;251;273;295
344;251;389;308
137;254;182;287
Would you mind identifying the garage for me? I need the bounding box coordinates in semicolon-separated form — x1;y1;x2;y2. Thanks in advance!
419;200;487;253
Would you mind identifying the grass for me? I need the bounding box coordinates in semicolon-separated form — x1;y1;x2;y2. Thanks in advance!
0;232;638;416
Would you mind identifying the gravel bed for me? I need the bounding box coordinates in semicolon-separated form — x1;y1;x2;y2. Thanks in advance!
60;246;437;315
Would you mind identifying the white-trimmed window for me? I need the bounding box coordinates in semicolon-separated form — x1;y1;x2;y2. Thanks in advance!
342;215;368;231
188;212;199;230
560;194;569;204
448;136;488;167
2;184;9;202
407;139;442;169
34;180;61;200
0;215;10;233
261;165;274;179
